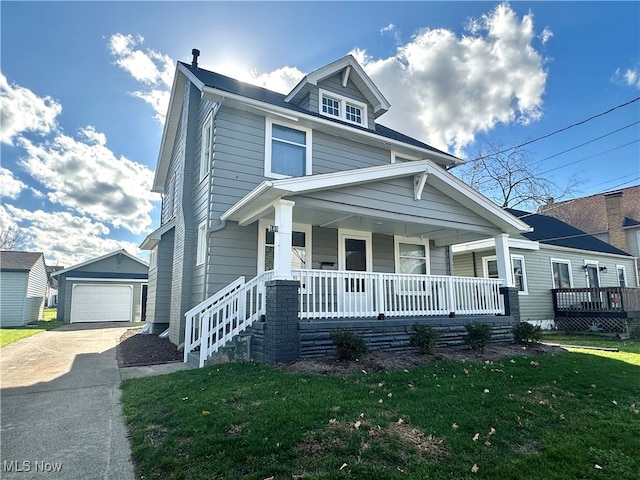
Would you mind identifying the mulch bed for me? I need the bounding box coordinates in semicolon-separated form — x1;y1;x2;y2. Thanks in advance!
116;329;183;368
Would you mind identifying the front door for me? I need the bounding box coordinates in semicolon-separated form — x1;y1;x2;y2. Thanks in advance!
338;230;373;315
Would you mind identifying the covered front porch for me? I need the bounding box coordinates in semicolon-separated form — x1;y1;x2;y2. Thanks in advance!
186;160;530;366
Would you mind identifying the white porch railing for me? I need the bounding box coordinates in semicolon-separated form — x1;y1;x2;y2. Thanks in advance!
184;270;505;366
184;271;273;367
293;269;505;319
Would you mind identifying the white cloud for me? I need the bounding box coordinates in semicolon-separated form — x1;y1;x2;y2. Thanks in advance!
108;33;174;123
1;204;142;267
358;2;549;155
540;27;553;45
613;66;640;89
18;126;157;234
242;66;305;94
0;167;26;199
0;72;61;144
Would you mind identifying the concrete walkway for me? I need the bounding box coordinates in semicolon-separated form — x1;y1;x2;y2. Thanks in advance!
0;323;190;480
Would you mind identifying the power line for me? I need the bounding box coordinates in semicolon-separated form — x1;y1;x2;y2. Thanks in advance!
528;120;640;167
470;96;640;163
538;139;640;175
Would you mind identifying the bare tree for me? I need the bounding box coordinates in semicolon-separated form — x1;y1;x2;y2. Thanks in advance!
0;225;24;250
455;140;579;211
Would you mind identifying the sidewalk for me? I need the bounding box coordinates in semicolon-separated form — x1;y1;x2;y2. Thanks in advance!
0;322;189;480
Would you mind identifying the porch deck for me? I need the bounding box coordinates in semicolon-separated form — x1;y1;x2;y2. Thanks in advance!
184;270;507;367
552;286;640;333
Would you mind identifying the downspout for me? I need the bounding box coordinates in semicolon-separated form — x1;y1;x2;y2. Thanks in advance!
472;252;478;277
203;101;223;299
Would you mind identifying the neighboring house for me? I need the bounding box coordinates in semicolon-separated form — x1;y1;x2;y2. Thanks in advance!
539;186;640;279
141;50;533;366
46;265;64;307
452;209;640;331
52;250;148;323
0;251;48;326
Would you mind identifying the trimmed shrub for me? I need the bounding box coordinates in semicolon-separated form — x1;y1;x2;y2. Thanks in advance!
409;324;440;355
513;321;542;344
330;329;368;361
463;322;492;350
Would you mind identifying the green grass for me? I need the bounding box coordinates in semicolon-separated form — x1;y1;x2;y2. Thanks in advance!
121;337;640;480
542;332;640;354
0;308;64;347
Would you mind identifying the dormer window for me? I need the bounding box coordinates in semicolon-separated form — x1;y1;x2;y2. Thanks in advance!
319;89;367;127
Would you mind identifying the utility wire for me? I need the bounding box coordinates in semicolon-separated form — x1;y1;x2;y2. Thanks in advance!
470;96;640;163
528;120;640;167
538;139;640;175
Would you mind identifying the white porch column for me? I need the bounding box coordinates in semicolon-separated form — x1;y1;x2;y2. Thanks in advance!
273;199;295;280
494;233;514;287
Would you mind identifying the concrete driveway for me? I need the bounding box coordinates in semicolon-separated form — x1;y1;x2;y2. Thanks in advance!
1;322;139;480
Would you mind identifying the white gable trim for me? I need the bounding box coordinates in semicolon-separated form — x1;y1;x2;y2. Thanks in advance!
221;159;531;235
285;55;390;115
51;249;148;277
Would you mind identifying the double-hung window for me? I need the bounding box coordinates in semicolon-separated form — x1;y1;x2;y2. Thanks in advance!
319;89;367;127
257;219;311;273
616;265;627;287
196;221;207;266
551;259;572;289
483;255;528;294
265;119;312;178
200;114;213;181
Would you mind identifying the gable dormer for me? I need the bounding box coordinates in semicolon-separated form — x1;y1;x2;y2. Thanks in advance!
284;55;390;130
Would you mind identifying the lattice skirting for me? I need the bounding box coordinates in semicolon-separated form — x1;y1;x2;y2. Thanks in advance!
555;316;640;334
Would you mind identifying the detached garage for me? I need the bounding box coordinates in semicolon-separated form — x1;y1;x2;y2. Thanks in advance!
52;250;148;324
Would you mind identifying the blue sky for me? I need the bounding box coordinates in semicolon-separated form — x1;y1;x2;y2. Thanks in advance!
1;1;638;267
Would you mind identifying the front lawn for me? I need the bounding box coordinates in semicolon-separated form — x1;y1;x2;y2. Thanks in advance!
121;338;639;480
0;308;64;347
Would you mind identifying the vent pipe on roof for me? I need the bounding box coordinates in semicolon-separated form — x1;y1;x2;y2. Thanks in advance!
191;49;200;69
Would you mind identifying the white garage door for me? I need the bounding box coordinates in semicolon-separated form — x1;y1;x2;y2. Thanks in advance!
70;284;133;323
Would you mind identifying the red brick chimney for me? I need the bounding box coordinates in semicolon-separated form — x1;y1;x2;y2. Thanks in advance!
604;191;627;252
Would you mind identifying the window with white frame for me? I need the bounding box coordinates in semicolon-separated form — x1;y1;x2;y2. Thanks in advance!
483;255;528;293
149;247;158;270
196;221;207;266
616;265;627;287
318;89;367;127
199;114;213;181
584;261;600;287
265;119;312;178
551;259;573;289
394;236;430;275
257;219;312;273
511;254;528;294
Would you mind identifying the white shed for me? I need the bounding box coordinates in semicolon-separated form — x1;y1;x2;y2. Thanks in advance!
0;251;48;326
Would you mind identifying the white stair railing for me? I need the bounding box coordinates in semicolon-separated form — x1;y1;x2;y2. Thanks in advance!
184;271;272;367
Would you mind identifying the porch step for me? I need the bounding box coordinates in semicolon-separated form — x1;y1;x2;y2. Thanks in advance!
193;332;252;366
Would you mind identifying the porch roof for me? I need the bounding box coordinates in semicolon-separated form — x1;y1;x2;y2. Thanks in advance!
221;160;531;246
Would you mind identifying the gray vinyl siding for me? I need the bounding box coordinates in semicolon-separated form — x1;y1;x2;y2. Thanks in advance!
311;227;338;270
147;228;174;325
429;244;450;276
167;81;200;345
372;234;394;273
313;130;389;173
0;272;28;326
304;179;496;229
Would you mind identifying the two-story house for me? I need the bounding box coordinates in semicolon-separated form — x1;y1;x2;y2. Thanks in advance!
141;50;531;366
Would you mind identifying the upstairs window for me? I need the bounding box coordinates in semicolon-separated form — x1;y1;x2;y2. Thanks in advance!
200;114;213;181
265;119;312;178
616;265;627;287
319;89;367;127
322;96;340;117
